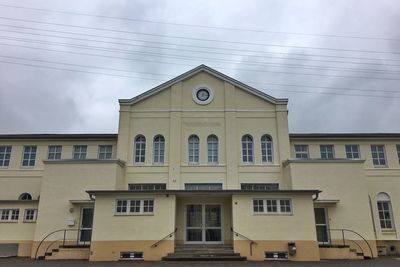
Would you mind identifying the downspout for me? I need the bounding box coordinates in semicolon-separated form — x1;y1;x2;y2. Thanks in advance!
368;195;377;239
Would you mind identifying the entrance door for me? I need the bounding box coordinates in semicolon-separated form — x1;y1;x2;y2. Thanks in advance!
186;204;222;244
79;208;93;245
314;207;329;245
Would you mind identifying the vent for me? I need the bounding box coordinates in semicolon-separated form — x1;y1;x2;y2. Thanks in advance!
265;252;288;260
120;252;144;260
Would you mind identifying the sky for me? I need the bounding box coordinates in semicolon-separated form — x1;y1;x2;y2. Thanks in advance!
0;0;399;134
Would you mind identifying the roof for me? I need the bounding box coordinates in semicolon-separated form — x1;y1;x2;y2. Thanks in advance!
119;64;288;105
289;133;400;139
0;134;118;140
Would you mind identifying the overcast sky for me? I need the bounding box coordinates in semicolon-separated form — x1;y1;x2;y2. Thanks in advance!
0;0;399;134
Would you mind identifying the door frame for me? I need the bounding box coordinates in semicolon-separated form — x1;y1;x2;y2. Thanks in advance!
184;203;224;244
79;207;94;245
315;207;330;245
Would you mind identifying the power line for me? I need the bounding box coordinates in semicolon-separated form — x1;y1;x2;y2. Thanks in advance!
2;35;399;75
3;42;400;81
2;54;398;94
0;59;398;99
0;3;398;42
1;16;400;55
2;23;400;64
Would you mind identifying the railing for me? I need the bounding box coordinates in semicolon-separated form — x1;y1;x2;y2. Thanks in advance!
328;228;373;259
230;227;257;256
34;228;91;260
150;228;177;248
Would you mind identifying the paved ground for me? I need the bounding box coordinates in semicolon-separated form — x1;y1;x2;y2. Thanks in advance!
0;257;399;267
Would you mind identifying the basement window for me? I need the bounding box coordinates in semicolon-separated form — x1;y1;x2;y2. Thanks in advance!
120;252;144;260
265;252;288;260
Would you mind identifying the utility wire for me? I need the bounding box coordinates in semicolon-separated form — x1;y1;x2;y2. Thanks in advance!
3;42;400;81
1;16;400;55
2;35;399;75
2;23;400;64
0;3;398;42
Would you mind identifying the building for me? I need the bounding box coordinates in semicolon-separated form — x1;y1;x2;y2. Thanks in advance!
0;65;399;261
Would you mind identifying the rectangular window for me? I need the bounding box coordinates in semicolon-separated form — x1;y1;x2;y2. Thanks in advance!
22;146;37;167
345;145;360;159
115;199;154;215
320;145;334;159
48;145;62;160
397;144;400;164
294;145;309;159
98;145;112;159
0;209;19;222
24;209;38;222
184;183;223;190
253;199;292;215
73;145;87;159
377;201;393;229
128;183;166;191
0;146;12;167
371;145;386;166
241;183;279;191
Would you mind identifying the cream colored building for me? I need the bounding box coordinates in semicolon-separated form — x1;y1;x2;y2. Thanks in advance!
0;65;399;261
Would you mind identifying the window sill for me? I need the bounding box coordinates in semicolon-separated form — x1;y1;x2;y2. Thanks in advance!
23;221;37;223
0;221;18;223
253;212;293;216
373;165;388;168
381;229;396;234
114;213;154;216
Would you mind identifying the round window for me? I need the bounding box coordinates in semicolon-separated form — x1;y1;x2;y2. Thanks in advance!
193;86;214;105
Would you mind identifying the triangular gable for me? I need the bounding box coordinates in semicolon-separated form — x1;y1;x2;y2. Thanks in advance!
119;64;288;105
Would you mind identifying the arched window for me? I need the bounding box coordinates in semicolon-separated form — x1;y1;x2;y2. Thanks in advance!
153;135;165;164
188;135;199;164
207;135;218;164
242;135;254;163
19;193;32;201
261;135;273;163
134;135;146;163
377;192;394;229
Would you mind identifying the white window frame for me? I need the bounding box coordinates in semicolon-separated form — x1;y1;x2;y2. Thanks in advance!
24;209;38;222
242;135;254;163
396;144;400;164
0;209;19;222
371;145;387;167
48;145;62;160
345;144;360;159
98;145;113;159
0;146;12;167
134;135;146;164
207;135;218;164
115;199;154;216
261;135;273;163
320;145;335;159
253;199;292;215
22;146;37;167
188;135;200;164
294;145;309;159
73;145;87;160
377;193;395;230
153;135;165;164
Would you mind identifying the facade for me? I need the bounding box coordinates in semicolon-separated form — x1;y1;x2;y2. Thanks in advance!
0;65;399;261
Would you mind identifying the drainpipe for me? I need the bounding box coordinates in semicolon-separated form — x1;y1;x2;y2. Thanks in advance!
368;195;377;239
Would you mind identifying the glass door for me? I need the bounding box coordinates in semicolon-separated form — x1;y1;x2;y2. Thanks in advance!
314;207;330;245
79;208;93;245
186;204;222;244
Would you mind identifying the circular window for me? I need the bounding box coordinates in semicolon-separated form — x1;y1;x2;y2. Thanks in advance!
193;86;214;105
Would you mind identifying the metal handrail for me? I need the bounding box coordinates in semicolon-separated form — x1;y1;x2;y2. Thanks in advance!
328;228;373;259
34;228;82;259
230;227;257;256
150;228;177;248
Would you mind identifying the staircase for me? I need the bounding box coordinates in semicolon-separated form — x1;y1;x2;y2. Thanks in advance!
37;245;90;260
163;244;246;261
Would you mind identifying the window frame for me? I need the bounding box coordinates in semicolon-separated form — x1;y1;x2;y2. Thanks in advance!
0;209;19;222
0;146;12;167
253;199;293;215
241;135;254;163
128;183;166;191
134;135;146;164
188;135;200;164
73;145;87;160
153;135;165;164
207;135;219;164
47;145;62;160
377;193;395;230
98;145;113;160
24;209;38;223
371;145;387;167
261;135;273;163
396;144;400;164
345;144;360;159
21;145;37;167
320;144;335;159
184;183;223;190
294;145;309;159
115;199;154;216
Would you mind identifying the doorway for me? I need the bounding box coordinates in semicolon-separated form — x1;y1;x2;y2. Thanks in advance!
185;204;223;244
79;207;93;245
314;207;330;245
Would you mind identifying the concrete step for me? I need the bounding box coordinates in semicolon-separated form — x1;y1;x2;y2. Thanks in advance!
163;255;246;261
164;245;246;261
